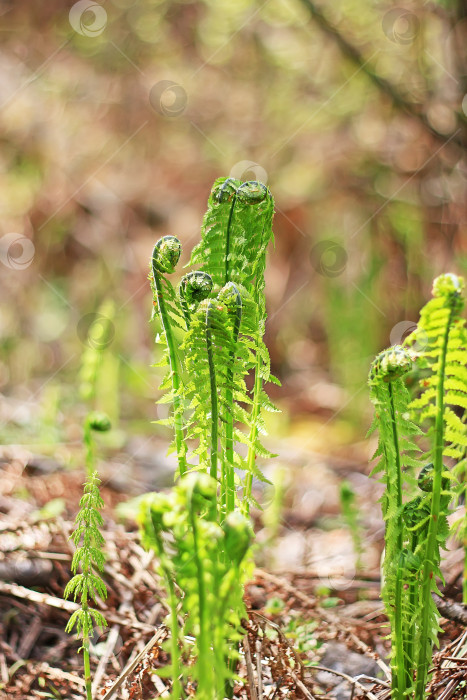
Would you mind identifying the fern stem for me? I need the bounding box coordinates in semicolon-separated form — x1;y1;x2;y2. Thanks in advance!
224;287;242;515
153;267;186;476
189;504;210;698
167;576;181;700
206;302;218;481
222;184;237;286
464;504;467;605
244;353;262;515
415;309;453;700
387;381;409;699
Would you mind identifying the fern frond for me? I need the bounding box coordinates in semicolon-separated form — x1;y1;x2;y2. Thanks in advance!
403;273;466;697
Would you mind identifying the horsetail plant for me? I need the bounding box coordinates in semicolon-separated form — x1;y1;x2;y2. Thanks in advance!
148;178;278;518
64;472;108;700
369;273;467;700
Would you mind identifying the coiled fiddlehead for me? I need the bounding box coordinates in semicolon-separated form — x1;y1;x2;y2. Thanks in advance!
179;271;213;329
150;236;186;476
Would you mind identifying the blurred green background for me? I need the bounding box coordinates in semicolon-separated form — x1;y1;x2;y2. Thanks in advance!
0;0;466;453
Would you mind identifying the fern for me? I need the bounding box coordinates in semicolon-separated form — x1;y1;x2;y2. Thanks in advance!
188;177;277;512
189;179;274;291
369;276;467;699
149;178;277;517
138;473;253;700
368;345;421;699
404;273;466;699
150;236;187;474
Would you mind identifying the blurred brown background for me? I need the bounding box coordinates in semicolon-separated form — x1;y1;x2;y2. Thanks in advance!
0;0;466;448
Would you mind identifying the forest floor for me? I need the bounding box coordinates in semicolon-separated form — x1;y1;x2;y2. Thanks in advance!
1;433;466;700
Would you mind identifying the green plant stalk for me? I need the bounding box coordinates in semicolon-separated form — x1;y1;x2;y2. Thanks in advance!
393;561;406;700
152;528;181;700
189;505;210;699
167;579;181;700
211;550;228;699
82;623;92;700
83;422;94;477
407;526;420;681
387;381;408;699
464;476;467;605
415;312;452;699
153;266;186;476
244;352;262;514
223;184;236;286
206;302;218;481
224;291;242;515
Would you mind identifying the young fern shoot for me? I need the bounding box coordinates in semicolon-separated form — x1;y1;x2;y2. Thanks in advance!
139;473;253;700
368;345;421;699
149;178;277;516
405;273;467;699
369;274;467;700
150;236;187;475
64;472;108;700
188;178;278;512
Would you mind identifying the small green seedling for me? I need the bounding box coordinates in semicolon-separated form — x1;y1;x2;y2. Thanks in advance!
64;472;108;700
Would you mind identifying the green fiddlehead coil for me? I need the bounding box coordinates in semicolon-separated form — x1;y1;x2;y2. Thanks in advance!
179;271;213;329
150;235;187;476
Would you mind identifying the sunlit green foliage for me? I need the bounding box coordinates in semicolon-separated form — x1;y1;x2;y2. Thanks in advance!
369;274;467;700
149;178;278;517
139;473;253;700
